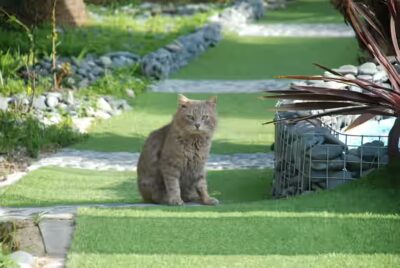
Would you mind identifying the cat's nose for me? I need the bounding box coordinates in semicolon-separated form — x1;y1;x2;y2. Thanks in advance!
195;123;200;129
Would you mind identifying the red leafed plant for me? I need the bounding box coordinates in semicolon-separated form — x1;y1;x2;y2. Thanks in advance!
264;0;400;164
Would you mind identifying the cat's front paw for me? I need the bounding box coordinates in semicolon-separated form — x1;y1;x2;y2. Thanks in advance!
203;197;219;206
167;196;184;206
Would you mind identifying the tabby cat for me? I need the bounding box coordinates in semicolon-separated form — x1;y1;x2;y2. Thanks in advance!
137;94;219;206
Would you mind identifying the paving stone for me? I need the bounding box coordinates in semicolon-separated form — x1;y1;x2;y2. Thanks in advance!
39;219;74;256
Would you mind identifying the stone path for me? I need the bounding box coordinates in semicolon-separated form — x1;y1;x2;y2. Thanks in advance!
0;149;274;188
0;203;203;221
33;149;272;171
151;79;292;93
233;23;355;37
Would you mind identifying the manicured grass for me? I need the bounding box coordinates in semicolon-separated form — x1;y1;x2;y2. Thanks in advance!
0;167;270;207
73;92;276;154
67;166;400;267
260;0;344;24
0;167;138;207
173;36;359;80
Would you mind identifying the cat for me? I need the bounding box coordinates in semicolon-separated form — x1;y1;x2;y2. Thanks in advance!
137;94;219;206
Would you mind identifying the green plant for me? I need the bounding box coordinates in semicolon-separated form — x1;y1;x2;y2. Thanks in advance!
81;66;149;98
0;8;36;112
0;50;26;79
0;111;86;158
0;222;19;254
0;111;22;155
264;0;400;164
0;250;17;268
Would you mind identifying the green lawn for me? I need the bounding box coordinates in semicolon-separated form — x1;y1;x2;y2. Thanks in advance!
0;167;270;207
173;36;358;80
73;93;276;154
67;166;400;268
260;0;344;24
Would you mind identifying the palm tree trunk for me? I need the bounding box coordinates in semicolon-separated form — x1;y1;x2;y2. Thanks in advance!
388;117;400;164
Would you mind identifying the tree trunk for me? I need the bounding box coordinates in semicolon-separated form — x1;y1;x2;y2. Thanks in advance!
388;117;400;164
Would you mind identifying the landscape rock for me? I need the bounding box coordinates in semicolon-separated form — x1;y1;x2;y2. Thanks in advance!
357;140;387;161
0;96;10;111
336;64;358;75
307;144;344;160
358;62;377;75
45;95;59;108
96;97;113;113
10;251;36;268
373;70;388;82
125;88;135;98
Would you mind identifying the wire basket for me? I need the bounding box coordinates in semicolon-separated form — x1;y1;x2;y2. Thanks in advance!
272;113;389;198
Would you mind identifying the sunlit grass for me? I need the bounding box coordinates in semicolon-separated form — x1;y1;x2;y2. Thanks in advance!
173;36;359;80
72;92;276;154
260;0;344;24
67;166;400;267
0;168;270;207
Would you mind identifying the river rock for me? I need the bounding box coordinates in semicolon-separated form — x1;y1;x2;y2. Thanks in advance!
309;157;344;171
45;95;59;108
373;70;388;82
10;251;35;268
307;144;344;160
357;140;387;161
358;62;377;75
96;97;113;113
0;96;9;111
32;95;47;110
99;56;113;67
336;64;358;75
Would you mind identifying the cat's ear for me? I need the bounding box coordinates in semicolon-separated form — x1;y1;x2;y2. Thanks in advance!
178;94;189;108
207;96;217;106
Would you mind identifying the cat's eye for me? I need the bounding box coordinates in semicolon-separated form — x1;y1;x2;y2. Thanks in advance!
202;115;208;120
186;115;194;121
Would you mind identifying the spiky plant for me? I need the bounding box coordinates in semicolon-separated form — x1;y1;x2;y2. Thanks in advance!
264;0;400;163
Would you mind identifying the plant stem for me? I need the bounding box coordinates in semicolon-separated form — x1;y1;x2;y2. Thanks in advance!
52;0;58;90
388;117;400;163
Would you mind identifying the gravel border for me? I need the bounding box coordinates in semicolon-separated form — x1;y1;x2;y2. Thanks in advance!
151;79;292;93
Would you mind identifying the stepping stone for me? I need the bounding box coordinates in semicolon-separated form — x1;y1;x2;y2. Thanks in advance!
39;219;74;256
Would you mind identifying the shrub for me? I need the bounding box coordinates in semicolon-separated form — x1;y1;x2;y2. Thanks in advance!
0;111;86;158
81;66;150;98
